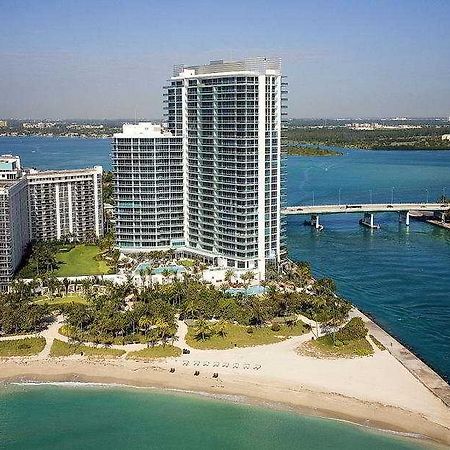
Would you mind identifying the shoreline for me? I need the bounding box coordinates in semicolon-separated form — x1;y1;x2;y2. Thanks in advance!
2;338;450;447
4;378;441;448
1;306;450;446
2;135;450;151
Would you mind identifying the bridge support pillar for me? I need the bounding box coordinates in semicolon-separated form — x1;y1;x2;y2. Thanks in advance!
360;212;379;229
311;214;321;230
398;211;410;226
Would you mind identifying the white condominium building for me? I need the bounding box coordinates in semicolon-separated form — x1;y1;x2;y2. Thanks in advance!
113;123;184;249
0;178;29;287
113;57;286;279
27;167;103;241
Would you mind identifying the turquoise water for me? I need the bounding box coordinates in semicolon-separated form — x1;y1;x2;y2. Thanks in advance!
285;150;450;382
0;384;428;450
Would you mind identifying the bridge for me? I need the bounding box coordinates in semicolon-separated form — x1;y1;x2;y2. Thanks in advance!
282;202;449;229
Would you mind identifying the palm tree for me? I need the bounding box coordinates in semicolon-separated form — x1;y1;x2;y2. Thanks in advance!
224;269;235;286
194;319;211;341
145;266;153;288
139;268;146;285
46;276;61;298
155;318;171;346
214;319;228;339
183;298;198;319
241;271;255;289
62;278;70;296
81;278;93;298
138;316;152;337
85;229;98;245
161;268;171;284
327;301;347;344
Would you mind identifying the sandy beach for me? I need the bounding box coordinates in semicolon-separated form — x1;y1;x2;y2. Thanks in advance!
2;317;450;447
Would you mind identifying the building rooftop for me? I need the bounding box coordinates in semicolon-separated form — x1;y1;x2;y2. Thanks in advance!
0;154;21;169
114;122;173;138
26;166;102;177
173;57;281;77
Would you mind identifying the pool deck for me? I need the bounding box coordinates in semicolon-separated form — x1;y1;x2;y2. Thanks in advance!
351;308;450;408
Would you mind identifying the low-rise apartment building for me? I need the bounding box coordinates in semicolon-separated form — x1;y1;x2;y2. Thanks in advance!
0;155;104;288
27;166;104;241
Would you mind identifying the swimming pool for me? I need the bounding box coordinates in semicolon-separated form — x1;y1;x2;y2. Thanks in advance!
135;263;186;275
225;285;267;296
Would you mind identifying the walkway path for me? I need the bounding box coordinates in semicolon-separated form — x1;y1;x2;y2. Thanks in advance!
38;315;65;358
0;315;150;357
175;319;189;349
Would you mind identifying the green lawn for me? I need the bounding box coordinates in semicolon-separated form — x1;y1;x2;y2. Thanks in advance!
305;335;374;358
126;345;182;359
35;294;88;306
186;321;308;350
179;259;195;267
55;245;111;277
50;339;125;358
0;337;46;356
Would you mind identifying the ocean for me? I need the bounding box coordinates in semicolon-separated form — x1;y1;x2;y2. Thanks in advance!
0;384;428;449
0;136;449;448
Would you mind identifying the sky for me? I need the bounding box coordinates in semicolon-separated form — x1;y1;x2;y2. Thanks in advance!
1;0;449;119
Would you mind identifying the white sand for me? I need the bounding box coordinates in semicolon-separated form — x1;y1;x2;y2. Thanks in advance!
2;320;450;446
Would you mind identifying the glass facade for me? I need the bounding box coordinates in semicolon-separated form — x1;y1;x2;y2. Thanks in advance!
113;128;184;249
165;58;286;274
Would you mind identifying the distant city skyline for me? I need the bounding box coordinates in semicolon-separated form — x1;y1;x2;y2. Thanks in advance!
1;0;450;119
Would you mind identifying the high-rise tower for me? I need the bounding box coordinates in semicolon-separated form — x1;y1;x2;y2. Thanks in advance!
114;57;286;280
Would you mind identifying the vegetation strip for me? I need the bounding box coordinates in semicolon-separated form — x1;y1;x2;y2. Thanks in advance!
286;145;343;156
0;337;46;356
126;345;182;359
186;321;308;349
50;339;125;358
300;318;374;358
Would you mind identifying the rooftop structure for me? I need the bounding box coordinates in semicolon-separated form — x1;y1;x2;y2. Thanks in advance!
0;154;22;181
114;122;172;138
